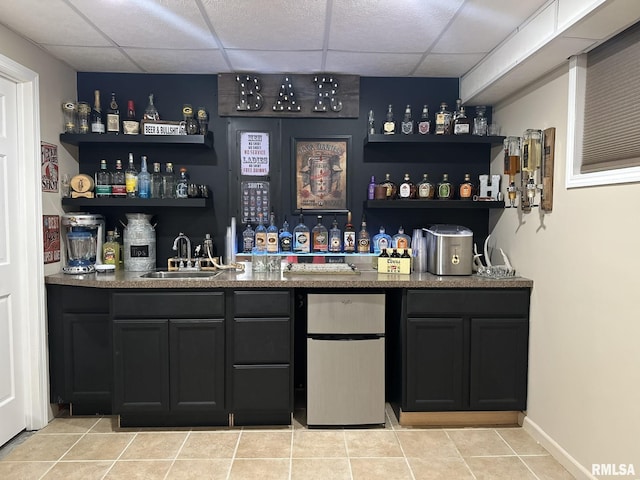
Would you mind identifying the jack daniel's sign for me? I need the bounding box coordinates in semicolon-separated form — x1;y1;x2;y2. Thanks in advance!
218;73;359;118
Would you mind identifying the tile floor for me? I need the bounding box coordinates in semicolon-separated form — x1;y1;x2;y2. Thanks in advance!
0;406;575;479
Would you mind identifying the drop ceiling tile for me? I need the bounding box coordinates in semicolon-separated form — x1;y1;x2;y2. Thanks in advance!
415;53;485;77
68;0;218;49
0;0;110;46
325;51;423;77
329;0;464;53
432;0;549;53
123;48;229;74
225;50;324;74
42;45;143;73
201;0;328;50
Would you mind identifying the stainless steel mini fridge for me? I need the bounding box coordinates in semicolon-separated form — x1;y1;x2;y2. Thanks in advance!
306;293;385;426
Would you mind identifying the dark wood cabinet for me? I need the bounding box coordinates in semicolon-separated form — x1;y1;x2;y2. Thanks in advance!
229;290;294;425
402;288;530;413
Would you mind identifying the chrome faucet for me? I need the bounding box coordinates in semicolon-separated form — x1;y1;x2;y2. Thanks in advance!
172;232;196;269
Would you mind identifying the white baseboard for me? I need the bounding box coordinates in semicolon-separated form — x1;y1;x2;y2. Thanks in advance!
522;416;595;480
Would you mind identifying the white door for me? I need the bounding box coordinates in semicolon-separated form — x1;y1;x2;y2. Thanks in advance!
0;74;25;445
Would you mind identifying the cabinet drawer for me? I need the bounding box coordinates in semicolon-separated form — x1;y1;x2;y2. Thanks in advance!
113;291;224;318
234;318;290;364
232;365;291;411
233;291;291;316
406;289;529;316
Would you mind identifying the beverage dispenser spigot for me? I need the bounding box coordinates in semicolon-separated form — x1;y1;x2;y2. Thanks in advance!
520;129;544;213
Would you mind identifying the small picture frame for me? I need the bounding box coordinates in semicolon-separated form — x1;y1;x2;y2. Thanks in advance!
292;136;350;213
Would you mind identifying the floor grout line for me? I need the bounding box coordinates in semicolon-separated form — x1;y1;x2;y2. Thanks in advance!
225;426;242;480
161;429;191;480
98;428;138;480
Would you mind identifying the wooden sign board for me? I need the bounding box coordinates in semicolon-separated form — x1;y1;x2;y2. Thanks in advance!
218;73;359;118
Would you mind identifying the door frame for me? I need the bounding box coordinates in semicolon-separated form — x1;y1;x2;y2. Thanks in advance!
0;53;48;430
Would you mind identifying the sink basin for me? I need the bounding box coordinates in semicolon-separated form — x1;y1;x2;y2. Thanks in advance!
140;270;223;279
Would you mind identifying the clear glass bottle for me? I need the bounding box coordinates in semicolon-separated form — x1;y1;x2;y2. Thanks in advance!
312;215;329;253
90;90;105;134
459;173;474;200
437;173;454;199
112;159;126;198
176;167;189;199
162;163;176;199
368;109;375;135
418;105;430;134
279;217;293;253
95;159;112;197
107;92;119;134
380;173;397;200
328;216;342;253
137;155;151;198
435;102;451;135
452;98;463;126
343;211;356;253
357;216;370;253
151;162;163;198
293;214;310;253
143;93;160;121
417;173;435;199
473;105;487;136
125;152;137;198
372;226;392;254
196;106;209;135
266;211;279;253
401;104;413;134
392;226;411;249
453;106;471;135
398;173;416;199
242;224;255;253
254;213;267;253
383;104;395;135
182;104;199;135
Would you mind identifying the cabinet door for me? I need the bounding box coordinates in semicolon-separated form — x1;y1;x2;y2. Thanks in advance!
113;319;169;413
232;364;291;412
233;318;290;364
63;313;111;412
405;317;465;411
170;319;225;412
469;317;528;410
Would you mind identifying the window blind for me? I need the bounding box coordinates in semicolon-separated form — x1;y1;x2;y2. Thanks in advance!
582;22;640;173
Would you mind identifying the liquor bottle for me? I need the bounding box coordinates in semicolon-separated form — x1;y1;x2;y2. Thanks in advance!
312;215;329;253
111;159;126;198
382;104;395;135
90;90;105;134
357;216;370;253
342;211;356;253
452;98;462;126
380;173;397;200
279;217;293;253
106;92;119;134
435;102;451;135
459;173;474;200
328;216;342;253
254;213;267;252
162;163;176;199
417;173;435;199
473;105;487;136
123;100;139;135
182;104;199;135
398;173;417;199
137;156;151;198
367;175;376;200
242;224;255;253
102;231;120;269
143;93;160;121
95;159;112;197
266;211;279;253
293;214;310;253
372;226;392;254
176;167;189;199
437;173;454;199
392;226;411;249
151;162;163;198
125;152;138;198
418;105;430;134
400;104;414;134
453;106;471;135
368;109;375;135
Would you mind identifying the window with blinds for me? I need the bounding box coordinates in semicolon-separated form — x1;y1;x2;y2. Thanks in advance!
582;22;640;173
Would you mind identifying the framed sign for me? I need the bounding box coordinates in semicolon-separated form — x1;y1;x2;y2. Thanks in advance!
43;215;60;264
293;136;350;212
41;142;58;192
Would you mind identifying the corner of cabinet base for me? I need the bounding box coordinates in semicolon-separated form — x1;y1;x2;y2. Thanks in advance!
399;410;521;428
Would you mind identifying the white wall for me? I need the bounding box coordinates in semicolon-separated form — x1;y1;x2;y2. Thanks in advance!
491;66;640;478
0;23;77;275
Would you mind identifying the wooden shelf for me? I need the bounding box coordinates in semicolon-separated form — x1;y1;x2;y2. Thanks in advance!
60;132;214;148
365;199;504;210
62;197;209;208
364;133;505;146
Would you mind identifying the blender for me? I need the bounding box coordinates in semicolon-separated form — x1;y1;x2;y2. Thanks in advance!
61;213;105;274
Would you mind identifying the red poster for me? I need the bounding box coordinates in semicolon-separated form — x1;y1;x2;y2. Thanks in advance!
43;215;61;264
